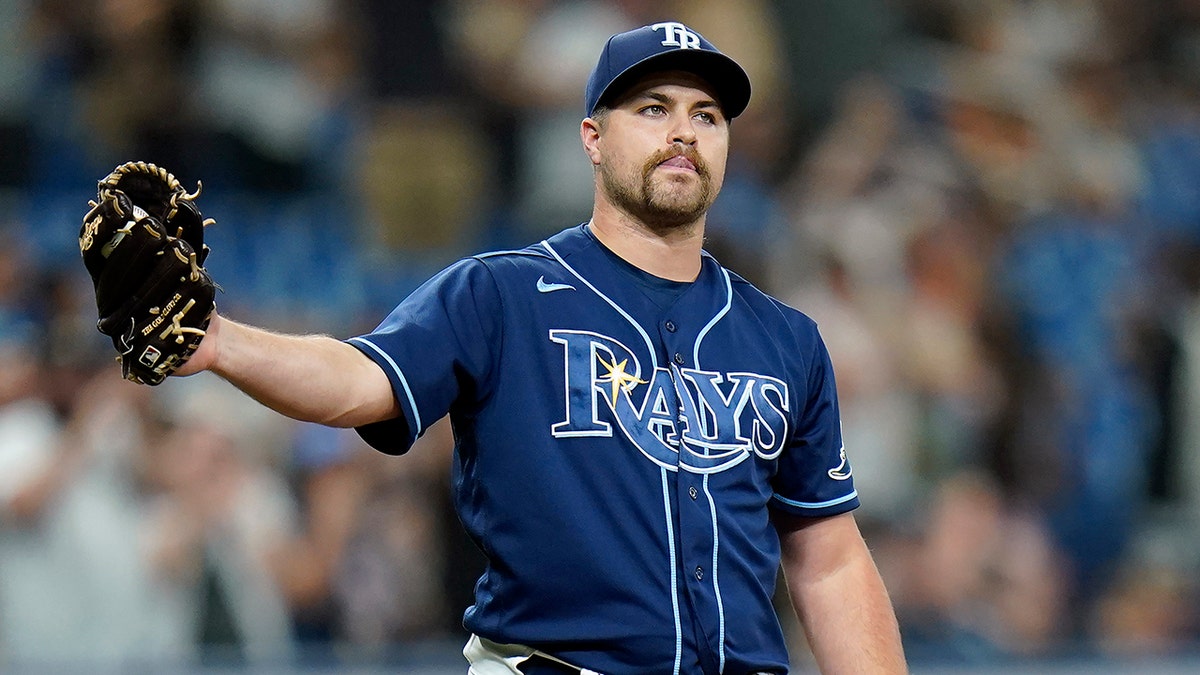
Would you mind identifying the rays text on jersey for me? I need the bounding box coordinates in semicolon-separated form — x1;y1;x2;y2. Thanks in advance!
549;330;789;473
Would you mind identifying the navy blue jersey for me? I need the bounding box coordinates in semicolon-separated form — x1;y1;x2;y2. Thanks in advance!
348;224;858;674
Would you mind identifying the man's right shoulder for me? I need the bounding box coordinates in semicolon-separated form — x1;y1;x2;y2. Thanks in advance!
469;225;590;275
473;245;555;264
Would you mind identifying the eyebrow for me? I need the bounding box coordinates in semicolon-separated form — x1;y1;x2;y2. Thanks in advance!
637;90;721;111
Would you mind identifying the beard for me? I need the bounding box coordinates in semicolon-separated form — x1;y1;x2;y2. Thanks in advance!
599;144;717;234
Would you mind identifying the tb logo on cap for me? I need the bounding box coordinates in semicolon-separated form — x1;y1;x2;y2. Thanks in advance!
651;22;701;49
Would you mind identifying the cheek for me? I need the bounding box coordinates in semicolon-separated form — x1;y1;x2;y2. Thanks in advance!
704;147;728;185
696;128;729;168
708;170;725;195
605;144;648;178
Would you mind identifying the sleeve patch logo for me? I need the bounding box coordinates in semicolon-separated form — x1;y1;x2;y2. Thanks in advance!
827;447;852;480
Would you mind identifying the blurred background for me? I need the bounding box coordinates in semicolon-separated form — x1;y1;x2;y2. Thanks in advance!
1;0;1200;673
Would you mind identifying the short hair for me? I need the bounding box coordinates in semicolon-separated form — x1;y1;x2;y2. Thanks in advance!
589;105;612;127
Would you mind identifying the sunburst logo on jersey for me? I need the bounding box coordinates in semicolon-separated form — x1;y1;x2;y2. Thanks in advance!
596;353;647;406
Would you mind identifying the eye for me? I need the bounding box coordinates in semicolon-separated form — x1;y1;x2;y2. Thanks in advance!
694;110;719;125
640;104;667;116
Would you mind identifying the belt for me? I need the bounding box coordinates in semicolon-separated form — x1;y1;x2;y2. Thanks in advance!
516;652;583;674
516;652;778;675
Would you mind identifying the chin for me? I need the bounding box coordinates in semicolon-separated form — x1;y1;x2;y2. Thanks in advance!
647;189;708;219
641;203;707;231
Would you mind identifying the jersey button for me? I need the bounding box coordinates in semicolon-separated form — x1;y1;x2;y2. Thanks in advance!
694;566;704;581
688;486;698;500
673;353;685;365
665;320;677;332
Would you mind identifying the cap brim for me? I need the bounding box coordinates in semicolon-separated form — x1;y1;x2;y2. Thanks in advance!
592;49;752;119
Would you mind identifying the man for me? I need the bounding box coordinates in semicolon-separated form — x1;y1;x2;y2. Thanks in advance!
175;22;906;674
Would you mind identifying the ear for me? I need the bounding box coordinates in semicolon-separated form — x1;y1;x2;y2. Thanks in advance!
580;117;602;166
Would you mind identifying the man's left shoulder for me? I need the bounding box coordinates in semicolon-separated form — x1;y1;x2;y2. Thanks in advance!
722;266;819;333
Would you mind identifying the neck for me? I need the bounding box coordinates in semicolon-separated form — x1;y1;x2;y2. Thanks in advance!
587;202;705;282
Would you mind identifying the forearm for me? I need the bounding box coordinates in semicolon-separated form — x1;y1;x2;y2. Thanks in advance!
790;544;905;673
204;314;399;427
779;513;907;674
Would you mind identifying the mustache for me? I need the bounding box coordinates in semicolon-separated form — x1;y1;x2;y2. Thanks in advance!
643;144;709;179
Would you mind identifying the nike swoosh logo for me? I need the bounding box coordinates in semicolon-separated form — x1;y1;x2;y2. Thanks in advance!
536;276;575;293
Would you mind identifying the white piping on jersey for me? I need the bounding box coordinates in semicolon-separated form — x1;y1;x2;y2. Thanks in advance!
693;266;733;366
543;239;747;669
474;249;548;260
544;238;683;670
347;337;423;438
771;490;859;510
691;278;731;673
540;240;659;373
662;468;684;675
703;474;727;673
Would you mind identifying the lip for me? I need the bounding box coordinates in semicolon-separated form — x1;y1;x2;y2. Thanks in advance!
658;155;697;172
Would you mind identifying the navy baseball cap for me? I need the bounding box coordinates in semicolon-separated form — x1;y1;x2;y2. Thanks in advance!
585;22;752;119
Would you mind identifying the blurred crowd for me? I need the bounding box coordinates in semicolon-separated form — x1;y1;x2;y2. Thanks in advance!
1;0;1200;670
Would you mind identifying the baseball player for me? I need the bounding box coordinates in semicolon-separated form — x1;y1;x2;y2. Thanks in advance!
169;22;906;675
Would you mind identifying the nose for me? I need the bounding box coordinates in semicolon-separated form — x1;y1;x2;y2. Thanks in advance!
669;115;698;145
